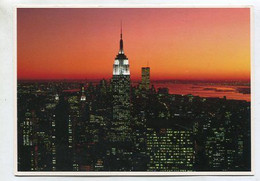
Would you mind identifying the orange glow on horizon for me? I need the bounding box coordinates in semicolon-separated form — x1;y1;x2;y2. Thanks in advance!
17;8;250;81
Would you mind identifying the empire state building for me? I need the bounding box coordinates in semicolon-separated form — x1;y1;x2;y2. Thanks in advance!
112;29;130;76
108;25;133;170
111;25;131;140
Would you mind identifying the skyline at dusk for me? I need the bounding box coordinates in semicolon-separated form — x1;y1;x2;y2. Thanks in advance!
17;8;252;173
17;8;250;81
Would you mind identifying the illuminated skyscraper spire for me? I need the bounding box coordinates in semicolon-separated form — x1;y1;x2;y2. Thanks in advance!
119;21;124;54
113;22;130;76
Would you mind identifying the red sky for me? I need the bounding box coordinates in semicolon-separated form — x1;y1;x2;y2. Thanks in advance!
17;8;250;81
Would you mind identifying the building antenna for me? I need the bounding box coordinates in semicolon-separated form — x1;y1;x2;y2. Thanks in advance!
120;20;122;39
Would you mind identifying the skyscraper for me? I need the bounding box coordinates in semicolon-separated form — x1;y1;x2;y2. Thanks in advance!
111;24;131;140
107;24;133;170
146;127;194;171
54;95;73;171
140;67;150;90
80;84;86;101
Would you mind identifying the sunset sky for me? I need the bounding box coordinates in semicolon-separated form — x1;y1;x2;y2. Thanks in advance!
17;8;250;81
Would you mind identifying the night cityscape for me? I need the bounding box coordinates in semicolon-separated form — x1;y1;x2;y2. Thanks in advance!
17;26;251;172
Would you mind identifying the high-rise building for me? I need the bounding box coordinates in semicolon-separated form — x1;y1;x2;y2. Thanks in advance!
80;84;86;101
111;25;131;140
107;25;133;170
140;67;150;90
54;95;73;171
146;127;194;171
18;109;35;171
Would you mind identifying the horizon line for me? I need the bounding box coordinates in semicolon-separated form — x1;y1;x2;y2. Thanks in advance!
17;78;250;82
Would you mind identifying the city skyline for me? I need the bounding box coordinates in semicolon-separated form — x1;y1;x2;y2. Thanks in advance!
17;8;250;81
17;8;251;173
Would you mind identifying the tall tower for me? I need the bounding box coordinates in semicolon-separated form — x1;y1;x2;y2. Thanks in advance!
140;67;150;90
108;24;133;170
80;84;86;101
111;23;131;139
112;24;130;76
54;95;73;171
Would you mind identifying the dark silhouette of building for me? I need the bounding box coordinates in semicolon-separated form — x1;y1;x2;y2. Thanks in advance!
140;67;150;90
54;95;73;171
